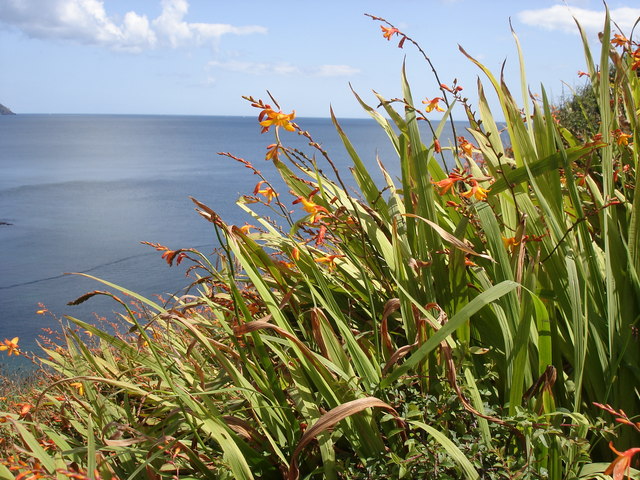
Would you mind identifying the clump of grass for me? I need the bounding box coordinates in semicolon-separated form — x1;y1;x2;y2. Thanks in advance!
1;8;639;480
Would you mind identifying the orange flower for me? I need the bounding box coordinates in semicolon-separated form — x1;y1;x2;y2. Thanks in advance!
265;143;280;161
239;223;255;235
253;181;277;203
502;236;520;252
632;47;640;70
293;195;328;223
433;177;459;195
161;250;186;266
315;254;344;271
577;71;590;78
291;247;300;261
314;225;327;246
460;179;490;201
457;136;475;156
604;442;640;480
423;97;445;113
433;139;442;154
70;382;85;396
16;402;33;417
36;308;48;315
380;26;399;40
611;34;629;48
0;337;19;356
464;257;477;267
259;109;296;133
613;130;632;146
432;172;464;195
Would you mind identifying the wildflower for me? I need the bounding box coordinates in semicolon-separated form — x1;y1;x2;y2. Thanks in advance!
314;225;327;246
502;236;520;252
161;250;186;266
432;174;463;195
70;382;85;396
36;308;48;315
460;179;490;201
253;181;277;203
585;133;606;148
293;194;328;223
314;254;344;271
0;337;19;356
278;260;295;269
434;139;442;154
464;257;477;267
380;26;399;40
457;136;475;157
611;34;629;48
613;129;632;146
441;83;463;93
423;97;445;113
239;223;255;235
265;143;280;161
16;402;32;417
577;71;590;78
604;442;640;480
259;108;296;133
291;247;300;261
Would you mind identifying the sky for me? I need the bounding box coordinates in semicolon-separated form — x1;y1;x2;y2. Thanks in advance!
1;0;639;120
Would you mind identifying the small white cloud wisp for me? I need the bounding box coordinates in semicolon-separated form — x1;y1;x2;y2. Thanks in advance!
0;0;266;52
517;4;640;34
206;60;360;78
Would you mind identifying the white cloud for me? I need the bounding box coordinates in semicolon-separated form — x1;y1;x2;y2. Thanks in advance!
517;4;640;34
207;60;360;77
314;65;361;77
0;0;266;52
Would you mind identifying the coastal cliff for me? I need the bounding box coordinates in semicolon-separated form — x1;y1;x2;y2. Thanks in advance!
0;103;15;115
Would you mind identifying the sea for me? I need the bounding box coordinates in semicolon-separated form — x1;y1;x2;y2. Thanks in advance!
0;114;462;372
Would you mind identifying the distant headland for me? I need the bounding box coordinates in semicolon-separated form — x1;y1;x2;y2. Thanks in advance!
0;103;16;115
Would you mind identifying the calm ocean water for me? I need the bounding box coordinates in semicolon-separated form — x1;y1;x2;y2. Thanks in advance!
0;114;461;371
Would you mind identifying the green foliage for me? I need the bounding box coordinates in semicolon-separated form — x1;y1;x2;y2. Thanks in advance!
2;9;640;480
554;83;600;140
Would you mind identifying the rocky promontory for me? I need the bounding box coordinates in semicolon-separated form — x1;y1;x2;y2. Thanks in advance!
0;103;15;115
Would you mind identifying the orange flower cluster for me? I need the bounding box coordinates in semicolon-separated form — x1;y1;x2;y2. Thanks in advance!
611;34;640;71
1;456;47;480
432;169;491;201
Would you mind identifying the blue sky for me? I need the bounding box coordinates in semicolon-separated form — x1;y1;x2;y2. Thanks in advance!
1;0;639;119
